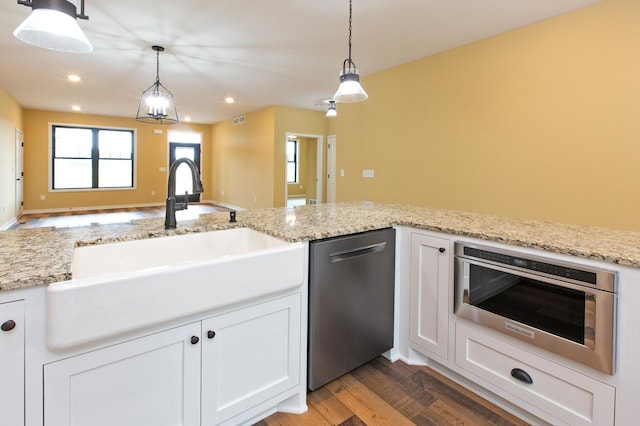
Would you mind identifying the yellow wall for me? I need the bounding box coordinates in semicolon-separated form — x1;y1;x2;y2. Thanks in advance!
210;107;276;209
0;87;23;226
305;137;318;201
22;109;212;211
335;0;640;231
211;106;327;209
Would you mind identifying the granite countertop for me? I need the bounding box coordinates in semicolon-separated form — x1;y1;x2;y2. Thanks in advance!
2;201;640;293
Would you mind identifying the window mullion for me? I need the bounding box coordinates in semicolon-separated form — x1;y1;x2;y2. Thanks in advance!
92;129;99;188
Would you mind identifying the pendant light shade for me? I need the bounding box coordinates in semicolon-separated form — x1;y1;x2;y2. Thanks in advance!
136;45;179;125
326;100;337;117
13;0;92;53
334;0;368;103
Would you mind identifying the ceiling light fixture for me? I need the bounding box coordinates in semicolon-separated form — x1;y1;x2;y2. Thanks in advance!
136;45;179;125
333;0;368;103
13;0;92;53
326;100;337;118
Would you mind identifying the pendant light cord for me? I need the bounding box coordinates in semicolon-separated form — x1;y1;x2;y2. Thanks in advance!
342;0;356;72
348;0;352;62
156;49;161;83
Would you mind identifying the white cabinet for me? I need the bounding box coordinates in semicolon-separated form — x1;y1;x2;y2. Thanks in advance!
201;293;301;425
0;300;25;426
409;232;451;360
455;321;615;426
44;322;202;426
43;293;302;426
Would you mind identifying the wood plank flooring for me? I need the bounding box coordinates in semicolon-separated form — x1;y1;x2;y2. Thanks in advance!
255;356;529;426
8;204;230;229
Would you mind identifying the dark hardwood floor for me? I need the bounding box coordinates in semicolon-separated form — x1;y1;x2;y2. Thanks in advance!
8;203;230;229
255;356;529;426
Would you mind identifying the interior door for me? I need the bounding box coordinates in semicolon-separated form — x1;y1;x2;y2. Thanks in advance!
15;129;24;216
169;143;201;203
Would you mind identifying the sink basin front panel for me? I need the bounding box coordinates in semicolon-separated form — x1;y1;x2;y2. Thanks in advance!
47;229;305;350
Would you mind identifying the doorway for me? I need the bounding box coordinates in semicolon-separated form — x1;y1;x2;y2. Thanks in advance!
284;133;324;207
15;129;24;217
327;135;336;203
168;131;202;204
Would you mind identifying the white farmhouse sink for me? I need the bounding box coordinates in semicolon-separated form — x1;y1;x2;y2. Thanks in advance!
46;228;305;350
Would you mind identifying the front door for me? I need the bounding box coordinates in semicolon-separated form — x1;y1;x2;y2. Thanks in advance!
169;143;201;203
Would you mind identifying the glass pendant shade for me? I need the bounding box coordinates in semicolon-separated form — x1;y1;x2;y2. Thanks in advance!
136;82;178;124
326;100;337;117
334;0;367;103
136;45;179;124
13;0;92;53
334;67;368;103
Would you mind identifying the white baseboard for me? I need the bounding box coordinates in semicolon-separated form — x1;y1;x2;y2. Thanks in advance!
0;217;18;230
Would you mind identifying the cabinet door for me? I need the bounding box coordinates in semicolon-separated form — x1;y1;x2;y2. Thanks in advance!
44;322;202;426
0;300;24;426
201;294;301;425
409;233;450;360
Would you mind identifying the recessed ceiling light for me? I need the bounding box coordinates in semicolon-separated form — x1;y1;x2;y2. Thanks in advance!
184;116;192;122
71;105;81;111
224;97;235;104
68;74;81;82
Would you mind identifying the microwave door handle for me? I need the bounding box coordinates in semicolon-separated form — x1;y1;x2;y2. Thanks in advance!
584;293;596;350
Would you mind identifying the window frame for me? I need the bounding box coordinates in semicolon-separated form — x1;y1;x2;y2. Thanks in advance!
49;123;137;192
286;139;299;184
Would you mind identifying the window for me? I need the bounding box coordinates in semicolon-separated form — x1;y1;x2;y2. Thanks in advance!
287;139;298;183
52;125;134;190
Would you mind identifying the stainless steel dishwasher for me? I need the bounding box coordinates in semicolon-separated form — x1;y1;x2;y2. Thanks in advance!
308;227;396;391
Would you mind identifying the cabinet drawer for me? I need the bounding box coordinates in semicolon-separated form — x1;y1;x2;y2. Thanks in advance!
455;322;614;426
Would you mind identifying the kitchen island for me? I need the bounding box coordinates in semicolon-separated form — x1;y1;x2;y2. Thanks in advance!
2;201;640;425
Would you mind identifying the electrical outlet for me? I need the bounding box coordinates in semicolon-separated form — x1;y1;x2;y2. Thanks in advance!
151;190;156;196
40;194;45;201
362;169;375;178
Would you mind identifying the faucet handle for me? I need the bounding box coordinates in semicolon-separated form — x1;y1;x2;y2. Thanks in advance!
184;191;189;209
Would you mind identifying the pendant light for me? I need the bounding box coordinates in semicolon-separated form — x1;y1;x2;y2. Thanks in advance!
326;100;337;117
13;0;92;53
333;0;368;103
136;45;179;124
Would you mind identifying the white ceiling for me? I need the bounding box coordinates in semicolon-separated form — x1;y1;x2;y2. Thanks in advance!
0;0;600;124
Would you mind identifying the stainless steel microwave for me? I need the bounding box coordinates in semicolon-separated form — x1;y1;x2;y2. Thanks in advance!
454;242;617;375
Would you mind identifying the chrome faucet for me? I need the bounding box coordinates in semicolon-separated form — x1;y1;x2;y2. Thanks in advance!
164;158;204;229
